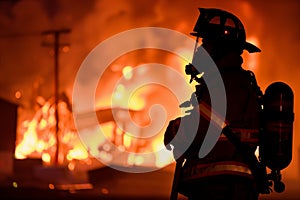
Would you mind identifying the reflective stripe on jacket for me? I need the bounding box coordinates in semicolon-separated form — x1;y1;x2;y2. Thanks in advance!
219;128;259;143
182;161;253;181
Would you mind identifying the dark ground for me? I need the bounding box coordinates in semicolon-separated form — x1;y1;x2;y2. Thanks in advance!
1;161;299;200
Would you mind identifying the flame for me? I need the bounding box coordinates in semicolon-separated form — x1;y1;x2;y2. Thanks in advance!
15;119;39;159
15;57;189;169
112;83;146;110
127;154;145;166
42;153;51;164
15;96;89;165
122;66;133;80
67;143;89;161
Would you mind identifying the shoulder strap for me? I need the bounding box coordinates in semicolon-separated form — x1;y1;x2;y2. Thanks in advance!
246;70;263;106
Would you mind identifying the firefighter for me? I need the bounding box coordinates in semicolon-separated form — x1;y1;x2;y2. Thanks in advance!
165;8;263;200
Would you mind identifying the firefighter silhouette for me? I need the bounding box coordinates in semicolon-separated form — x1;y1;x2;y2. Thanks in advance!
164;8;294;200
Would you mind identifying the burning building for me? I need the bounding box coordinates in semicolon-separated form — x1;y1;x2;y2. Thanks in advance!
0;0;299;199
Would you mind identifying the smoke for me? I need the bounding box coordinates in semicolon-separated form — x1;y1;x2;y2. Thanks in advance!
0;0;96;107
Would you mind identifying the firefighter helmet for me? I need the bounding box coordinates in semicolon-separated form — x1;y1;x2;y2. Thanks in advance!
191;8;261;53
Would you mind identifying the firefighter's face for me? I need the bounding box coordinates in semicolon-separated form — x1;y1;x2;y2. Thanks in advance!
201;39;243;69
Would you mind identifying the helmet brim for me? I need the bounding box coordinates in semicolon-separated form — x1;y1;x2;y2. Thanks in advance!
190;32;261;53
244;42;261;53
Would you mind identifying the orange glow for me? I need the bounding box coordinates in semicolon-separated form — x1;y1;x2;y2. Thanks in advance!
38;119;47;130
68;162;75;171
128;92;146;110
15;91;21;99
66;143;89;161
244;36;260;71
62;46;70;53
122;66;133;80
123;133;132;148
48;184;55;190
101;188;109;195
112;83;146;110
127;154;145;166
36;141;45;153
42;153;51;163
134;155;144;165
152;136;174;168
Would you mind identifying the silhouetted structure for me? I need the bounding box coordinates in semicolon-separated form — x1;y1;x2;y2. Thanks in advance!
0;98;18;178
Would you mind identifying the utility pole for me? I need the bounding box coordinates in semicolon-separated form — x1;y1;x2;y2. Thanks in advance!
42;29;71;165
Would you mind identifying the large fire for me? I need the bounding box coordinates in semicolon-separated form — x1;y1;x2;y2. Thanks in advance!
14;59;187;169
